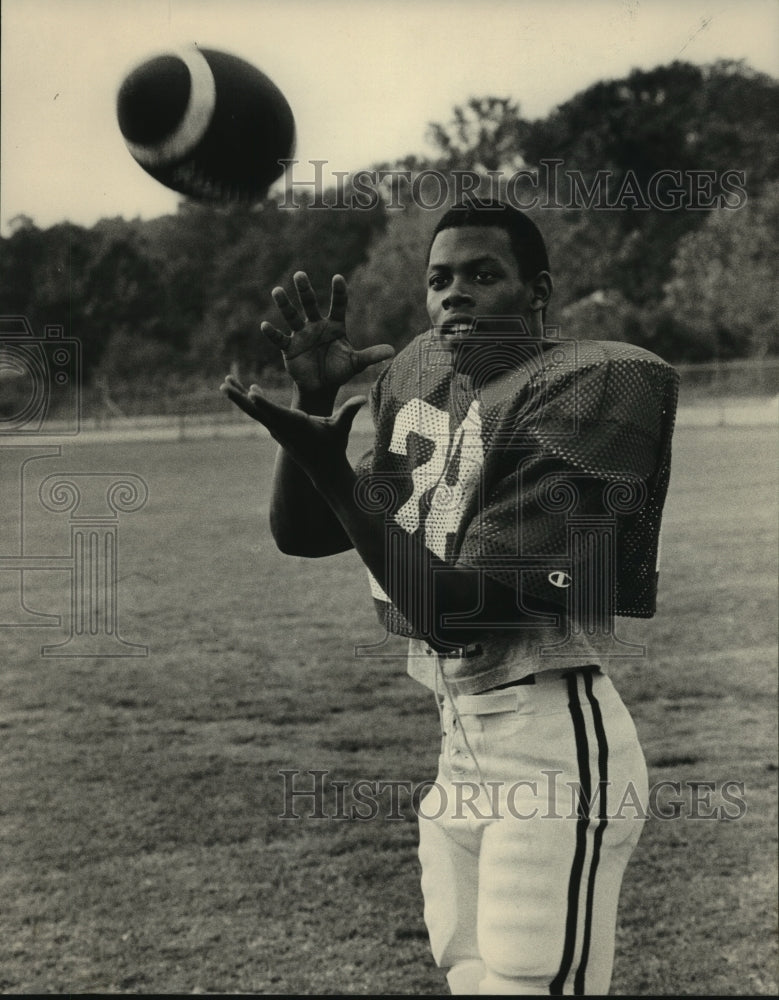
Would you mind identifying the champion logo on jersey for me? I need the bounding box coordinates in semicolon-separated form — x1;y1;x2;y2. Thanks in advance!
548;571;572;588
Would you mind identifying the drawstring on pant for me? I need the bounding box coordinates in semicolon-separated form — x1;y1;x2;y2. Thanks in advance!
434;655;490;800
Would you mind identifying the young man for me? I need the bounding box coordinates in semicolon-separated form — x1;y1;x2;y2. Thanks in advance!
222;201;679;995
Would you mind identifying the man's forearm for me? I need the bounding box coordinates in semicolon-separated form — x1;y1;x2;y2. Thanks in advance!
269;386;353;556
313;458;541;649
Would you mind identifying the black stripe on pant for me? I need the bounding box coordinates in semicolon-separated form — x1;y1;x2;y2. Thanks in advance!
549;672;610;995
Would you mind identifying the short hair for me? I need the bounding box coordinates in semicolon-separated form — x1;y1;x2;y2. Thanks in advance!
428;199;550;281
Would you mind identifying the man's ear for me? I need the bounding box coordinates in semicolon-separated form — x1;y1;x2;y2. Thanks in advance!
530;271;553;312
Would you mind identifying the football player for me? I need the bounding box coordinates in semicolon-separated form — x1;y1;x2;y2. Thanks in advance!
221;200;679;995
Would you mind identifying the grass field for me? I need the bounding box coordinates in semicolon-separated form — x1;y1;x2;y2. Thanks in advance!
0;423;776;995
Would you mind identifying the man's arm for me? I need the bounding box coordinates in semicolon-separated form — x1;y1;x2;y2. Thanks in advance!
309;439;563;649
221;271;394;559
234;391;562;651
268;384;354;556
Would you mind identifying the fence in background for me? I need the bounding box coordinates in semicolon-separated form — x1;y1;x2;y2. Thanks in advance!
7;357;777;445
671;357;778;428
675;357;779;405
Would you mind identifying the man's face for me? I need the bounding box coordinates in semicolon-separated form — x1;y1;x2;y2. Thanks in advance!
426;226;538;356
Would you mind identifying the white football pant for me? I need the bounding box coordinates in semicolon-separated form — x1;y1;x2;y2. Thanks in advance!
417;669;647;995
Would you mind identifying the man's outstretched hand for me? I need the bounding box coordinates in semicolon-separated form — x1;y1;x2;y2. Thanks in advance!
262;271;394;393
220;374;365;485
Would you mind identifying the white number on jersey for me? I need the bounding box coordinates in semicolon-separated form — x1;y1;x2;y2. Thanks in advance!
390;398;485;559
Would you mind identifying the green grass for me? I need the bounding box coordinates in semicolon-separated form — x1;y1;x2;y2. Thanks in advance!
0;425;776;994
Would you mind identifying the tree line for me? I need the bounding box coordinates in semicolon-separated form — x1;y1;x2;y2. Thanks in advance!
1;58;776;414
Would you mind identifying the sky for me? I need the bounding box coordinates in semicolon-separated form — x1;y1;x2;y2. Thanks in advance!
1;0;777;234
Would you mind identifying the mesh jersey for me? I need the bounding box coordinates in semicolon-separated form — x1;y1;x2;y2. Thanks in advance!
356;330;679;677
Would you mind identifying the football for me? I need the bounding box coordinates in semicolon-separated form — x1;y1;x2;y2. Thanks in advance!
117;45;296;204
